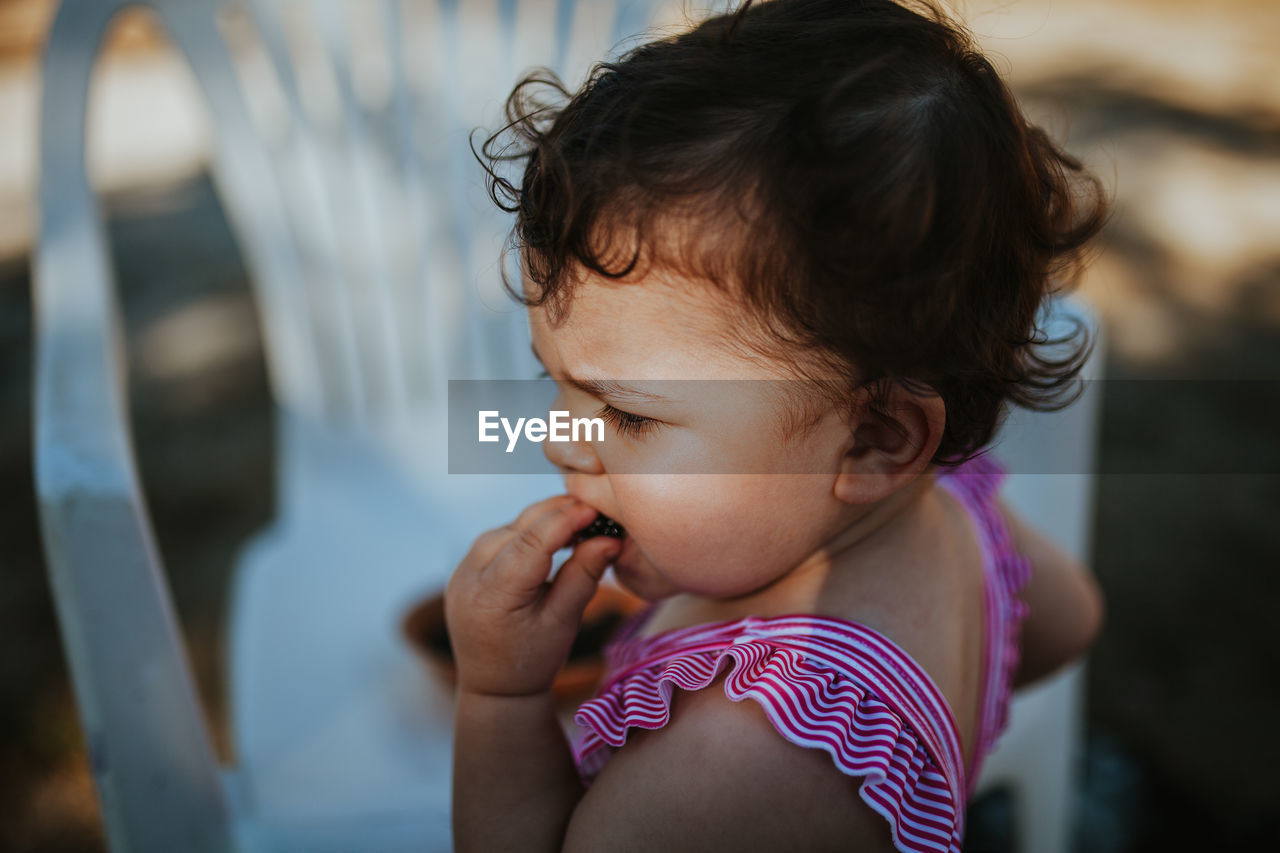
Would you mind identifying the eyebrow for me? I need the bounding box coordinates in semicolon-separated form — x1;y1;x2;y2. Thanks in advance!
530;342;672;404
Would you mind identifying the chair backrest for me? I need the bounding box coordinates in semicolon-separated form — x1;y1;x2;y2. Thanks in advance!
34;1;718;849
167;0;719;433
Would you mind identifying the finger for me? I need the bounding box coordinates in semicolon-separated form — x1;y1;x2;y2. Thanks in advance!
487;500;600;592
465;494;579;565
509;493;580;530
543;536;623;626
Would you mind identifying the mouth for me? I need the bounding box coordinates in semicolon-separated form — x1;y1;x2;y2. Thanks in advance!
570;512;627;546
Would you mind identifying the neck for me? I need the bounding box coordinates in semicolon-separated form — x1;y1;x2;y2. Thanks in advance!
780;468;939;589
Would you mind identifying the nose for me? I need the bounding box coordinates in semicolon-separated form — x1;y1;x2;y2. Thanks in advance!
542;389;605;476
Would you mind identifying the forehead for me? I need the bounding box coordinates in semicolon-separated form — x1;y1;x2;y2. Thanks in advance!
527;271;771;380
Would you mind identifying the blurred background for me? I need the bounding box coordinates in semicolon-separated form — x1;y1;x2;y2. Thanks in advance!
1;0;1278;849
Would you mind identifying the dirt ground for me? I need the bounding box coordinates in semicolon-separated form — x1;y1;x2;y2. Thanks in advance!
2;1;1279;851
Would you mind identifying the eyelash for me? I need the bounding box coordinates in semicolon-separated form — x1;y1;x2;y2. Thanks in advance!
597;403;660;439
536;368;660;440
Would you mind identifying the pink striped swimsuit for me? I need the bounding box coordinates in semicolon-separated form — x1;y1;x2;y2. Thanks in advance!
570;454;1031;853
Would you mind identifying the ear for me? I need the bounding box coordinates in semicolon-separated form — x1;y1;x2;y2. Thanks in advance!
833;382;946;506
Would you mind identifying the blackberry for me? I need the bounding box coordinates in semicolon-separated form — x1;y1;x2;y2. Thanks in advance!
570;512;626;545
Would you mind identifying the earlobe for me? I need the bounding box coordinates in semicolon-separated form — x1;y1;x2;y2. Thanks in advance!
832;383;946;506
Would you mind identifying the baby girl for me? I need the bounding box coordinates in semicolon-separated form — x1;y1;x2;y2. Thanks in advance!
445;1;1107;849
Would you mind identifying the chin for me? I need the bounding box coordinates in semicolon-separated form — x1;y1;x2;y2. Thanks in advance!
610;554;675;602
611;568;663;602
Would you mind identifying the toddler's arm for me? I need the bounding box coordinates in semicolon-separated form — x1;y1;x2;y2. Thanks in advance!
446;496;625;851
1000;501;1105;687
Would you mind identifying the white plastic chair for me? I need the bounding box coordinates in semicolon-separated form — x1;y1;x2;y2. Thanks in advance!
32;1;1100;849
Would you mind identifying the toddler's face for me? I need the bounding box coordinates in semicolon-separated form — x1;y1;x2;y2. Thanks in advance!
528;269;860;602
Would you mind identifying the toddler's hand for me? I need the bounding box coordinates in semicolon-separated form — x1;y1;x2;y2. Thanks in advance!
444;496;624;698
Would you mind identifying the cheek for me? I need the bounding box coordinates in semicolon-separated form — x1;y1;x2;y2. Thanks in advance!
612;476;717;553
616;476;825;595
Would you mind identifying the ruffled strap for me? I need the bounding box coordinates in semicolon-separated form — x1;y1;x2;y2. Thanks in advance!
935;452;1033;791
573;616;966;853
936;451;1007;503
936;453;1032;595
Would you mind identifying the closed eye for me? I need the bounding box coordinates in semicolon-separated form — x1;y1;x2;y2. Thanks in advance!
595;403;660;440
537;368;661;439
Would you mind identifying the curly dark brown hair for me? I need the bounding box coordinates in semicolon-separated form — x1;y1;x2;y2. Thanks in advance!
475;0;1110;464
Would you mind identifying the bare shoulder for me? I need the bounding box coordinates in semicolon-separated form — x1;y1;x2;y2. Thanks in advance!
563;676;899;853
997;500;1105;686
